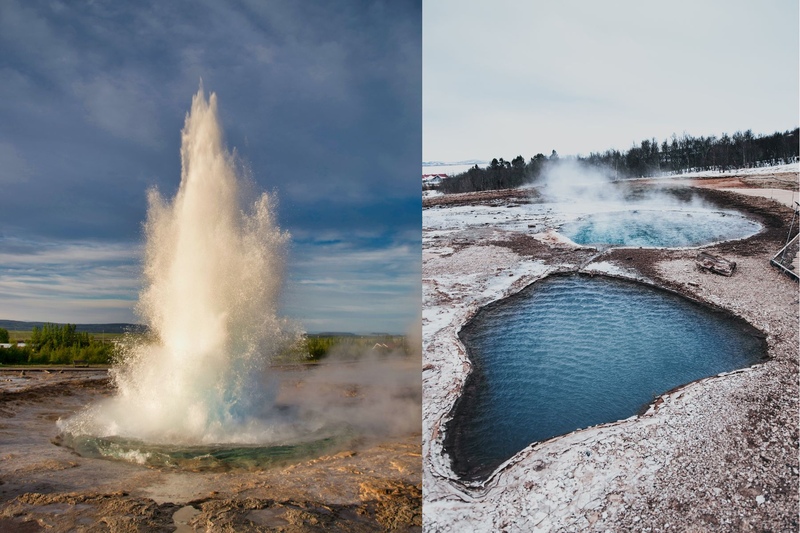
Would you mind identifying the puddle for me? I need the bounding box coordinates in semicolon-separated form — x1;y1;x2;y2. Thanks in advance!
173;505;200;532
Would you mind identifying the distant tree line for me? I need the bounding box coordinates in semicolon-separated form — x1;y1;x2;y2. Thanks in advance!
581;128;799;179
436;128;798;194
0;323;114;365
438;151;559;194
275;334;411;363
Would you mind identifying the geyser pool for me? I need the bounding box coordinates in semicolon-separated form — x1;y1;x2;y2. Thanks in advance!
444;275;766;481
559;209;761;247
55;428;352;471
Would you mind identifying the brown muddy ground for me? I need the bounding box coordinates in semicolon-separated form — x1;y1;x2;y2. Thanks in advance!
0;369;421;532
644;171;799;190
422;188;537;209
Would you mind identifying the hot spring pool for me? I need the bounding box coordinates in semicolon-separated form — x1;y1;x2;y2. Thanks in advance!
559;209;761;247
444;275;766;480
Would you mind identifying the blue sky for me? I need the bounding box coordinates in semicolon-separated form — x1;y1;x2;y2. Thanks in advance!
0;0;421;334
424;0;799;162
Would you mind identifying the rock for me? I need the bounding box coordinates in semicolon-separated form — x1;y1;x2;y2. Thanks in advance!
695;251;736;276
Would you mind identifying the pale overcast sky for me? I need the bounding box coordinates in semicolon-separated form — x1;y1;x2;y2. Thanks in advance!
423;1;799;162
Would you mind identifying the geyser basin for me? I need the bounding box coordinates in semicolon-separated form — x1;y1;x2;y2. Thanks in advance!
559;209;761;247
444;275;766;481
55;427;353;471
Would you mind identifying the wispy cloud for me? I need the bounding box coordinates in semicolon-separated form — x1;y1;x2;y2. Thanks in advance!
284;235;421;334
0;237;140;322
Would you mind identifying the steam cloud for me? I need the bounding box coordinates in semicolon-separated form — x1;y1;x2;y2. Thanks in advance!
534;159;706;208
530;160;761;247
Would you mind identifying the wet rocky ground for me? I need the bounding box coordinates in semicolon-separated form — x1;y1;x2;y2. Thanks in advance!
422;181;798;531
0;369;421;532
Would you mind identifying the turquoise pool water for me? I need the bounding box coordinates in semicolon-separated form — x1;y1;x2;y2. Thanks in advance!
559;209;761;247
56;426;353;471
444;275;766;480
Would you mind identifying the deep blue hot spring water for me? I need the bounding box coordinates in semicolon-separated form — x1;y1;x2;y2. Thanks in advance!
444;275;766;480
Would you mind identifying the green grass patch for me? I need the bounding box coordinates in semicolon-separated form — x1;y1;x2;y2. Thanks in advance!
1;327;411;367
275;334;410;364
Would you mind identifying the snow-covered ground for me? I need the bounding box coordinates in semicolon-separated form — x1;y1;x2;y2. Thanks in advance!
653;162;798;179
716;188;798;208
423;161;489;176
422;184;798;531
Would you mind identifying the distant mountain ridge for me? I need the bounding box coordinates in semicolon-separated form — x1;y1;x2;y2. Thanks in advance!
0;319;146;334
0;320;401;337
422;160;488;167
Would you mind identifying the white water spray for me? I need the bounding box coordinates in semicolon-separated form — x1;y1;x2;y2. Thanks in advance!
60;88;302;445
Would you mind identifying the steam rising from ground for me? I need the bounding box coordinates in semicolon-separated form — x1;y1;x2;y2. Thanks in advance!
531;160;761;247
293;315;421;439
293;353;421;438
534;159;705;208
535;160;622;204
283;316;421;439
58;89;420;449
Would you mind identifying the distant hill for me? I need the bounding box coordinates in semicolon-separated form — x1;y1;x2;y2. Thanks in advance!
422;160;488;167
0;319;146;334
0;322;400;337
306;332;402;337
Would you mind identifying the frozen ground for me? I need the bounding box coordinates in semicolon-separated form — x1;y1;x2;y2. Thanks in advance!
653;162;798;180
423;161;489;176
644;163;799;208
422;179;799;531
715;188;797;208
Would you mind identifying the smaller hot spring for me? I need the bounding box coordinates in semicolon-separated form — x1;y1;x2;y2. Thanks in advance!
444;275;766;481
559;209;761;247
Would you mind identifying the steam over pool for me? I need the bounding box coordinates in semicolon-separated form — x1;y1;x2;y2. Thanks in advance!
444;275;766;481
559;209;761;247
57;88;342;461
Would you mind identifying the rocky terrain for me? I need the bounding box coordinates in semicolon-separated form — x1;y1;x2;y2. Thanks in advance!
0;369;421;532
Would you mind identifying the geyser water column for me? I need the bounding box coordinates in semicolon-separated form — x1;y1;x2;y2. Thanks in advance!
58;89;323;454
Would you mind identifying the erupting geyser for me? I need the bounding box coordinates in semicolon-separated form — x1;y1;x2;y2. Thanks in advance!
57;88;333;461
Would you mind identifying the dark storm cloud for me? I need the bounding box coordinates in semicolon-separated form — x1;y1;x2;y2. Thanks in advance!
0;0;421;330
0;0;420;236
